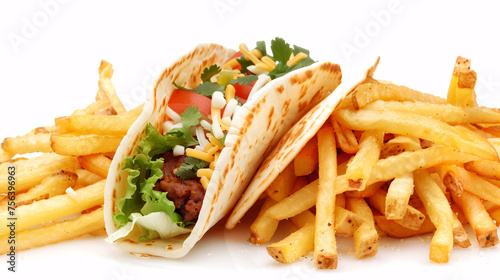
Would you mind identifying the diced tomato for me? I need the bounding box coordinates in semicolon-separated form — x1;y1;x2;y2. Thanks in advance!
232;80;256;100
169;89;212;118
225;51;243;71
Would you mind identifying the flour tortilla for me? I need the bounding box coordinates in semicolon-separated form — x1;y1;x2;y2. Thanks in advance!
104;43;342;258
226;57;380;229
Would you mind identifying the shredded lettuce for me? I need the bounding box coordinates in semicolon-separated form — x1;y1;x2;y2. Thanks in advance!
112;106;203;241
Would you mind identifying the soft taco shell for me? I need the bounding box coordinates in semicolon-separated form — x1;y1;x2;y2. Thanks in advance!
226;57;380;229
104;43;342;258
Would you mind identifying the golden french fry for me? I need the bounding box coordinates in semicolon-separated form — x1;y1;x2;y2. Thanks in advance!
367;188;425;231
385;172;414;220
265;163;295;202
380;136;420;159
0;207;104;255
98;60;127;114
366;146;479;186
352;82;446;110
344;130;383;190
267;223;315;264
51;133;122;156
450;190;498;248
331;117;359;154
77;154;112;178
266;180;318;221
0;148;13;164
334;108;498;161
414;169;454;263
72;99;112;116
451;212;471;248
1;170;77;209
293;136;318;176
455;70;478;107
2;133;52;155
464;159;500;180
249;197;279;244
452;167;500;206
344;181;385;198
363;100;500;125
55;113;139;136
488;138;500;156
447;56;471;105
0;180;105;236
314;125;338;269
75;169;104;187
290;207;362;237
346;197;378;259
374;214;435;239
0;153;79;193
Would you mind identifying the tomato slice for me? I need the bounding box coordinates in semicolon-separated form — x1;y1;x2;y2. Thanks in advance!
232;80;256;100
168;89;212;118
225;51;243;71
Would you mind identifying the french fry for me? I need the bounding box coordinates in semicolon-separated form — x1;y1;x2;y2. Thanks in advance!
98;60;127;114
266;180;318;221
345;197;378;259
385;172;414;220
374;214;435;239
0;207;104;255
488;138;500;155
0;148;13;163
77;154;112;178
0;153;79;193
464;159;500;180
483;200;500;226
331;118;359;154
380;135;420;159
334;108;498;161
447;56;471;106
2;133;52;155
344;130;383;190
1;170;77;209
352;82;446;110
267;223;315;264
455;70;478;107
450;190;498;248
249;197;279;244
367;188;425;230
413;169;454;263
51;133;122;156
452;167;500;206
314;124;338;269
75;169;104;187
293;136;318;176
0;180;105;236
265;163;295;202
290;207;363;237
363;100;500;125
451;212;471;248
290;176;309;194
55;113;139;136
366;146;479;186
344;181;385;198
72;99;113;116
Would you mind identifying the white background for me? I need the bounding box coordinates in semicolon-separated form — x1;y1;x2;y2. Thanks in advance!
1;0;499;279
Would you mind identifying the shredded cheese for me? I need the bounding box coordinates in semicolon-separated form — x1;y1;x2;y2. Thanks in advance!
195;126;209;149
212;91;227;109
173;145;185;156
221;116;232;128
163;121;183;133
186;148;214;162
287;52;308;67
206;145;219;156
225;84;236;102
66;187;78;200
212;114;224;139
200;120;212;131
222;58;240;70
255;62;274;72
197;168;213;179
247;65;269;76
261;56;277;68
166;106;182;123
247;74;271;101
223;99;238;119
239;43;261;65
249;49;263;60
200;176;210;190
203;142;215;153
208;134;224;149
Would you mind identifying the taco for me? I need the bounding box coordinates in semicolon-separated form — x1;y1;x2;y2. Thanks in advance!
103;38;342;258
225;57;380;229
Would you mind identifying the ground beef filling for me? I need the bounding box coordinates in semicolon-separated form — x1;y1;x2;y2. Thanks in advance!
154;152;205;222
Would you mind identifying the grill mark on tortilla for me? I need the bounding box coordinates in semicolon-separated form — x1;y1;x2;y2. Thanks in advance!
277;84;284;94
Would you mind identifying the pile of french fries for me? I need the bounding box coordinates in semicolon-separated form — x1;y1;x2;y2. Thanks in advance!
0;61;141;254
250;56;500;268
